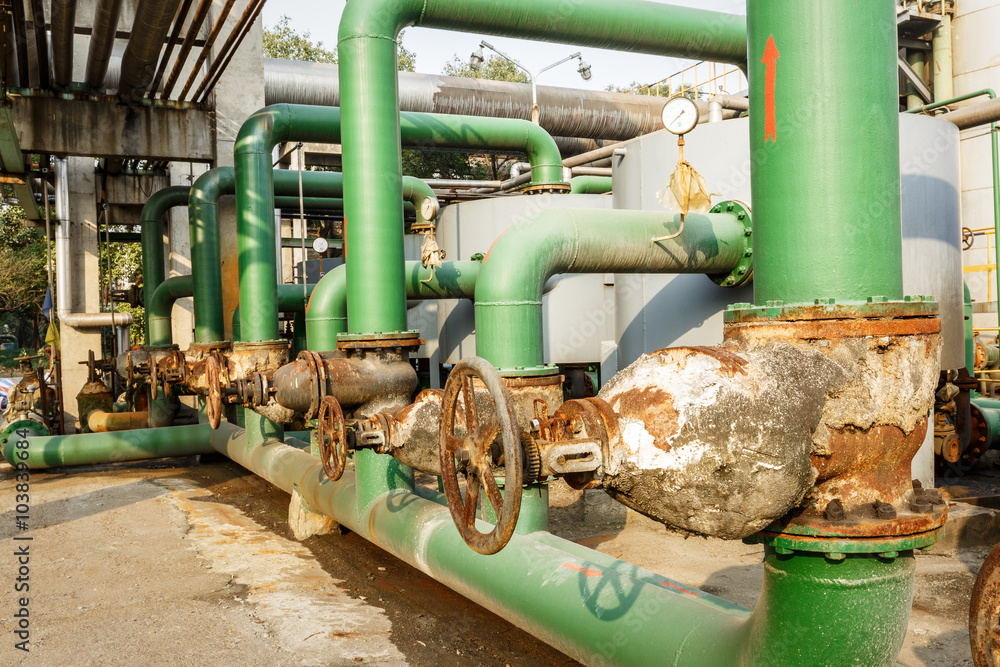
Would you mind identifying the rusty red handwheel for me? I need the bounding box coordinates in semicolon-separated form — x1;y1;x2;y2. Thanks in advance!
439;356;522;555
317;395;347;481
972;542;1000;666
205;355;222;430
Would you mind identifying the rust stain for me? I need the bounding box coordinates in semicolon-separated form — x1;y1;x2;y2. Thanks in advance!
726;317;940;345
562;563;602;578
612;387;679;452
683;346;748;377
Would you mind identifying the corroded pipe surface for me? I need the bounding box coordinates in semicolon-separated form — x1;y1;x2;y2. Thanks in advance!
88;410;150;433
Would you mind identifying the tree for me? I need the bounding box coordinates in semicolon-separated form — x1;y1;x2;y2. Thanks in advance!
442;54;530;84
263;15;416;72
263;16;337;63
606;81;699;100
98;228;144;345
0;205;48;348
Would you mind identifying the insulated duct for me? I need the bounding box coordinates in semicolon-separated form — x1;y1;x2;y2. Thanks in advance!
117;0;182;102
85;0;125;90
51;0;78;88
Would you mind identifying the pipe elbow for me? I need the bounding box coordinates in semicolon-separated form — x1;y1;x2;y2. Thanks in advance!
190;167;235;206
401;176;439;224
235;105;288;156
337;0;424;43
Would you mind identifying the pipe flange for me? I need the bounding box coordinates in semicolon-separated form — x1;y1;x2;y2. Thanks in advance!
520;182;572;195
336;330;425;351
708;200;753;288
0;419;49;449
724;296;940;323
229;340;291;381
297;350;328;422
495;364;561;379
746;524;945;558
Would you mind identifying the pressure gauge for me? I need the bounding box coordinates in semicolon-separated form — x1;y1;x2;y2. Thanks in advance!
420;197;440;222
312;237;329;253
661;97;700;136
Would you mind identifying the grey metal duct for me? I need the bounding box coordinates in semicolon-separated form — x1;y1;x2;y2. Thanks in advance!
263;58;747;142
85;0;124;90
51;0;77;88
28;0;49;88
117;0;181;102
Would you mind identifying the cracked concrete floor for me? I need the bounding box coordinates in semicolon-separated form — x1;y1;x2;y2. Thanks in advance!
0;455;986;666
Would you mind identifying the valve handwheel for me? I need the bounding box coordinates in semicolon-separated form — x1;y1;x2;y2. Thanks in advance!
317;395;347;481
439;356;522;555
206;354;222;430
972;542;1000;666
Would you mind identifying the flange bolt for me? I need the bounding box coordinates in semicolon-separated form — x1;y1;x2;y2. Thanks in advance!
824;499;846;522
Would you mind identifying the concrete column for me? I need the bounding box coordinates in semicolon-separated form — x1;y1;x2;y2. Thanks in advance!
61;157;102;431
168;166;196;349
211;9;265;339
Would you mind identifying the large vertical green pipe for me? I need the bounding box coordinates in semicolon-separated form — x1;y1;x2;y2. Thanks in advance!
337;0;746;333
306;261;482;351
188;169;232;344
474;208;746;370
747;0;903;305
146;275;194;348
140;186;190;335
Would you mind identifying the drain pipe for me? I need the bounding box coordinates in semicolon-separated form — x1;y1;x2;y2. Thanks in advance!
337;0;746;336
53;158;133;330
474;207;750;370
306;261;482;351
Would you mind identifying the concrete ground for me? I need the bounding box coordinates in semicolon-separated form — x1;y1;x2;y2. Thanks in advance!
0;454;991;666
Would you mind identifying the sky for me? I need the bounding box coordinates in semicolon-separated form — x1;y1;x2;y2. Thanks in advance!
261;0;746;92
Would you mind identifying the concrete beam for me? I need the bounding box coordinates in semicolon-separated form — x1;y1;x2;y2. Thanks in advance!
7;94;215;162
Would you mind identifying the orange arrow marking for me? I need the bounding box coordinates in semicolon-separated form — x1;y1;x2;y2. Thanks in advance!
562;562;602;578
762;35;780;143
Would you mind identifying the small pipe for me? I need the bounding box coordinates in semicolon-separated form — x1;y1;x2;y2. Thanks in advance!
474;208;747;370
306;261;481;351
160;0;214;99
147;275;194;348
933;12;954;102
87;410;149;432
192;0;265;103
177;0;236;101
568;175;612;194
2;423;215;469
145;0;194;98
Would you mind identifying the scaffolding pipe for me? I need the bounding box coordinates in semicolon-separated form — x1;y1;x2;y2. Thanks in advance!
306;261;481;351
474;208;746;370
51;0;78;88
85;0;125;89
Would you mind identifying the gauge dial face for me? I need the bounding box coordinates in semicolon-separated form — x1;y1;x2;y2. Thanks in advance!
420;197;440;222
661;97;700;135
312;237;329;253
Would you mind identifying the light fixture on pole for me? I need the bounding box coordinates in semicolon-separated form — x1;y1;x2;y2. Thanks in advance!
471;40;594;125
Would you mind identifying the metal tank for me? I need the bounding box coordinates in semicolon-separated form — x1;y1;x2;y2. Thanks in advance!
611;114;963;373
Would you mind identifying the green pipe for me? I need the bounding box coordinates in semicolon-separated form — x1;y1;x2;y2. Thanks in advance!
2;424;216;469
337;1;745;334
234;104;563;338
474;208;746;371
569;175;612;194
208;422;750;665
232;283;317;354
909;90;1000;314
972;399;1000;450
933;13;954;102
146;275;194;348
306;261;481;351
748;0;902;305
140;186;190;335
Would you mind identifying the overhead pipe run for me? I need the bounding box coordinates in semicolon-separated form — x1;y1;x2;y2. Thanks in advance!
51;0;78;89
85;0;125;90
117;0;182;103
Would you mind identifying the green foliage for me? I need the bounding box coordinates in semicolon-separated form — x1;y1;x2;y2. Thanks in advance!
98;229;145;345
443;54;530;84
263;15;338;63
262;16;417;72
606;81;700;100
0;205;47;348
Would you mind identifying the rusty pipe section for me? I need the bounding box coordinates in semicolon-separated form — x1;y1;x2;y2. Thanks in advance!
270;353;418;420
593;301;942;540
